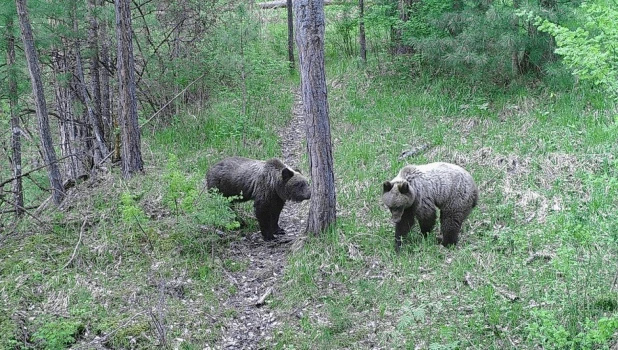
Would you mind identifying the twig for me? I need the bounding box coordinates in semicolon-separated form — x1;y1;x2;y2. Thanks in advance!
488;280;519;302
256;286;273;307
83;311;146;348
611;267;618;293
62;218;87;269
140;72;207;128
463;272;519;302
525;251;555;265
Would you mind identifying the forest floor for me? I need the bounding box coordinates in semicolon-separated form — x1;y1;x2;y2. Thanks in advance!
215;90;310;349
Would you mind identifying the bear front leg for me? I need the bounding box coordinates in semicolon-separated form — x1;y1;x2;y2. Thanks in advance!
395;210;415;253
417;210;437;239
254;198;285;241
439;213;464;247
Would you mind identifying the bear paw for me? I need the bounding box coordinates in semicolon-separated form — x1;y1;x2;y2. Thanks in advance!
274;228;287;236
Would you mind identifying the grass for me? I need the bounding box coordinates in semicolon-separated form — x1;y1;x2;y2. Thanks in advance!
1;6;618;350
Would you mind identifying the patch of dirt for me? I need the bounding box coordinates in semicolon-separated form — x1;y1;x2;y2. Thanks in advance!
214;90;309;349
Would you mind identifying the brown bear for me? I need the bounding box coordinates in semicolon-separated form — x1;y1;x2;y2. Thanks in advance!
206;156;311;241
382;162;478;252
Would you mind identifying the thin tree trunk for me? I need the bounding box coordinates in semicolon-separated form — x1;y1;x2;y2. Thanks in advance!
100;0;113;155
16;0;65;204
359;0;366;63
88;0;104;150
74;14;108;164
53;46;88;182
115;0;144;178
6;17;24;217
294;0;337;235
287;0;294;68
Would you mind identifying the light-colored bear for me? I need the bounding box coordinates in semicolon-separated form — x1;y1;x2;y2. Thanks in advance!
382;162;478;252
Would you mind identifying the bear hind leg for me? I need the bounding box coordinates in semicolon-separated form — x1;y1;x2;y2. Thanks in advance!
439;212;465;247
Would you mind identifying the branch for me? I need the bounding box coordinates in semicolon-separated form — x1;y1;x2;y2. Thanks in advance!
0;153;80;189
62;217;87;269
140;72;207;128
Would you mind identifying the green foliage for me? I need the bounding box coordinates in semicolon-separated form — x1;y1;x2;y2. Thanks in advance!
120;191;147;226
535;2;618;100
32;319;83;350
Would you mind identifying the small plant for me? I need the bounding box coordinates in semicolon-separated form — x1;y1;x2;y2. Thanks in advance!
32;319;83;350
120;191;147;225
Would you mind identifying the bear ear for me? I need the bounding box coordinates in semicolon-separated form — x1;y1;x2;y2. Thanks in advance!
398;182;410;194
383;181;393;193
282;168;295;181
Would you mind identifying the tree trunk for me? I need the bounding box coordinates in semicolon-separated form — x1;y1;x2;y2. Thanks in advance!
99;2;114;159
115;0;144;178
294;0;337;235
52;46;89;183
6;17;24;217
287;0;295;68
88;0;105;154
16;0;65;205
74;11;108;164
359;0;366;63
392;0;414;55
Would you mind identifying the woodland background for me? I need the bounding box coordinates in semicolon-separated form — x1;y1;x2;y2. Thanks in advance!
0;0;617;349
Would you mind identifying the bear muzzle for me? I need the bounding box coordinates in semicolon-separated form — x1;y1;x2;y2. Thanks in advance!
390;209;404;223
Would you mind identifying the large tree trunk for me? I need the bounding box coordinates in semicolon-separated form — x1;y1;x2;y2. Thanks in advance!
6;17;24;217
294;0;337;235
115;0;144;178
16;0;65;205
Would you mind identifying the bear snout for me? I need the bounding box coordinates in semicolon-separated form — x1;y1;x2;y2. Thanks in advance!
291;190;311;202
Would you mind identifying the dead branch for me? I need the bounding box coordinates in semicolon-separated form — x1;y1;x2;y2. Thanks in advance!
525;251;556;265
62;217;87;269
256;286;273;307
463;272;519;302
398;143;433;160
0;153;81;189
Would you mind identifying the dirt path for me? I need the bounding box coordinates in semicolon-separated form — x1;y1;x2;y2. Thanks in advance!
216;91;308;349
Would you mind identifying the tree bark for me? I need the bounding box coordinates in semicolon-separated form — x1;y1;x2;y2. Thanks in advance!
52;45;89;182
287;0;295;68
88;0;105;154
16;0;65;205
6;17;24;217
99;1;113;158
115;0;144;178
294;0;337;235
359;0;366;63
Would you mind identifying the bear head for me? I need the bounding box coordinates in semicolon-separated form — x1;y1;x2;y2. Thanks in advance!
278;168;311;202
382;181;415;223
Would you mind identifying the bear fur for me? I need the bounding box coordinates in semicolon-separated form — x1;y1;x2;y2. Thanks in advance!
382;162;478;252
206;156;311;241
